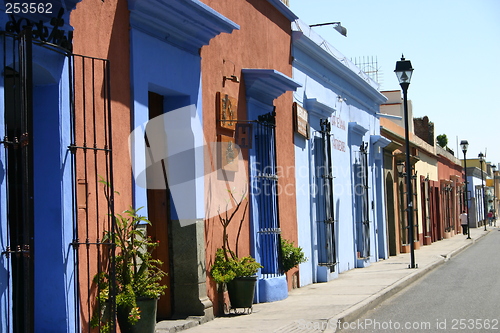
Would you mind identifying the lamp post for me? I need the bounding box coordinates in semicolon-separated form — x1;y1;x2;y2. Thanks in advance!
309;22;348;37
492;164;497;227
460;140;471;239
395;55;416;269
479;152;487;231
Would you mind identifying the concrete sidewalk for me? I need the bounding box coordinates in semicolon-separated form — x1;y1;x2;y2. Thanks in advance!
156;227;491;333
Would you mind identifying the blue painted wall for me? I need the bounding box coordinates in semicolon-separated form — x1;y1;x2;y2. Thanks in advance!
127;0;238;223
129;28;205;220
468;170;485;227
292;20;387;287
0;33;76;331
242;70;300;303
0;33;9;333
32;46;75;333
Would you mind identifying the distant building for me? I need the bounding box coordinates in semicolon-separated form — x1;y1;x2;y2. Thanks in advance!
380;91;465;257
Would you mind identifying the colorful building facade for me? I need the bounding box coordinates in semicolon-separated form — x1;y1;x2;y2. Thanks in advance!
199;0;300;312
0;1;471;331
381;91;465;258
291;20;388;286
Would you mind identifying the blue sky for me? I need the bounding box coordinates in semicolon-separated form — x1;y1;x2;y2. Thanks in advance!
289;0;500;166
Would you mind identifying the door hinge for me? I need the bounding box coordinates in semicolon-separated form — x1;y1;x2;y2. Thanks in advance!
1;244;30;258
1;133;29;149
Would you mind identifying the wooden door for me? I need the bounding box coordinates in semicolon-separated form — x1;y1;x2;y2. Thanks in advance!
147;92;172;319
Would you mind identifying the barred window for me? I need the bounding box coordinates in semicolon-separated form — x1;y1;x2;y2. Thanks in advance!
252;113;281;277
354;142;370;258
313;119;336;268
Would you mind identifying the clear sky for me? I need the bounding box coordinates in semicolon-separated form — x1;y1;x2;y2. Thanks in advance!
289;0;500;166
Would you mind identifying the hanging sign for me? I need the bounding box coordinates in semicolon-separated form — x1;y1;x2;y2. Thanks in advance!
217;92;237;130
293;102;309;139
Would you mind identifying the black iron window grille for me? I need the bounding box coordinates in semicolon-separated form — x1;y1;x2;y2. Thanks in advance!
398;178;408;246
397;161;419;246
422;178;432;239
412;172;419;242
1;28;35;333
1;20;116;332
355;142;370;259
314;119;336;269
68;53;116;333
475;187;483;223
442;185;453;232
458;184;466;214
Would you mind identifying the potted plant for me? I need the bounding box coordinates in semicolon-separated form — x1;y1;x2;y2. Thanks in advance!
112;207;167;332
211;248;262;309
209;189;262;312
92;180;167;333
280;238;307;273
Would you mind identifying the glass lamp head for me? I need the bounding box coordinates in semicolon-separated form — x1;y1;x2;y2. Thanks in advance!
395;55;413;85
460;140;469;153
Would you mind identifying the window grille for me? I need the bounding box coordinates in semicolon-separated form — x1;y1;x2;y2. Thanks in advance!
1;29;35;333
422;179;432;238
412;174;419;242
1;29;116;332
355;142;370;258
253;112;281;277
475;187;483;222
68;53;116;333
442;185;453;232
314;119;336;268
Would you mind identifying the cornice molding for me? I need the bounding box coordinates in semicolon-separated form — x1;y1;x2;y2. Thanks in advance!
266;0;298;21
242;69;301;104
292;30;386;106
304;98;335;119
370;135;391;148
129;0;239;54
349;121;368;137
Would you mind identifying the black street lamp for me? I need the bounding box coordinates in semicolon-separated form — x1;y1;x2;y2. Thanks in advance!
395;55;416;269
492;164;497;227
460;140;471;239
479;152;487;231
309;22;348;37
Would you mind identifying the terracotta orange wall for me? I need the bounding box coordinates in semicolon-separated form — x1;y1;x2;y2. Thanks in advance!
199;0;298;312
437;158;463;235
71;0;132;209
438;157;462;181
380;117;421;143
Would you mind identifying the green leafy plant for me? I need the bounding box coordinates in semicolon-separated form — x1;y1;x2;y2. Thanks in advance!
280;238;307;272
91;179;167;330
90;271;112;332
112;207;167;320
436;134;448;148
211;248;262;284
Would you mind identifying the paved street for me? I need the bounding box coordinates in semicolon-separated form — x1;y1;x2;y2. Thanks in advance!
156;227;491;333
341;229;500;332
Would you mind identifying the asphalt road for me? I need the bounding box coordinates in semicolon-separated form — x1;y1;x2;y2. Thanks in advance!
341;230;500;333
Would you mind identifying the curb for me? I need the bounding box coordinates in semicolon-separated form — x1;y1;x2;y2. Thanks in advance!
444;230;489;261
324;231;490;333
156;316;206;332
325;258;445;333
